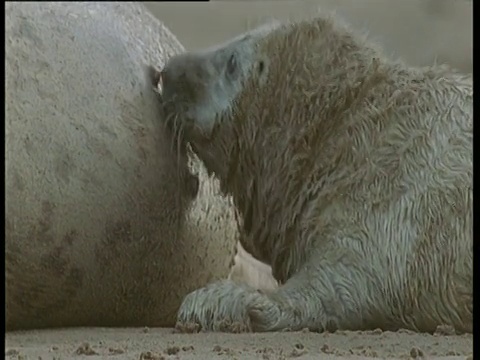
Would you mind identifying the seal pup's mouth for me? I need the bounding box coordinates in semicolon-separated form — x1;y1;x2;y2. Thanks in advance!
146;64;170;100
146;64;200;199
147;64;195;138
151;66;163;95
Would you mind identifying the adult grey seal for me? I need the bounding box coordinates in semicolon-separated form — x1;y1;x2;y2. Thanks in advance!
6;2;238;330
157;14;473;333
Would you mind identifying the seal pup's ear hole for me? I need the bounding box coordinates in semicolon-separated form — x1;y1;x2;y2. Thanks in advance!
256;57;269;85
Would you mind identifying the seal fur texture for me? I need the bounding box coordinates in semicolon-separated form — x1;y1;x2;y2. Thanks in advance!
160;14;473;333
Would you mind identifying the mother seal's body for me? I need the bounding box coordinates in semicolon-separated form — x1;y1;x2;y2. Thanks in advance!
6;2;243;330
158;14;473;333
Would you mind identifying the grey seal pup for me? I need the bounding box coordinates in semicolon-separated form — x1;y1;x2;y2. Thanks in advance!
157;14;472;333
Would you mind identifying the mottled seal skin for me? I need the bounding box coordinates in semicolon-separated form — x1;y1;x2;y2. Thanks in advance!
6;2;239;330
160;15;473;333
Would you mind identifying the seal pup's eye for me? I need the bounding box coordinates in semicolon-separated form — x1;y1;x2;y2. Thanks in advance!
226;54;236;75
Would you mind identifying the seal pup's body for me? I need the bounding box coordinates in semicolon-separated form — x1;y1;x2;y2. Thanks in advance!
159;15;472;333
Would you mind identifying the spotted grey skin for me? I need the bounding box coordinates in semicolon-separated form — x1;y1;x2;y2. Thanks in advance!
159;14;472;333
6;2;238;330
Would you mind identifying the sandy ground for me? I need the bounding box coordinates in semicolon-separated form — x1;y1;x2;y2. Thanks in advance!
5;327;473;360
6;1;473;359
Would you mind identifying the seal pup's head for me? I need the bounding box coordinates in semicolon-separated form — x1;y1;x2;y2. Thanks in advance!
157;15;382;192
157;21;283;181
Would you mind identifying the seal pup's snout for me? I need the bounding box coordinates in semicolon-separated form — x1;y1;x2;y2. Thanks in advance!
156;52;224;143
159;53;210;105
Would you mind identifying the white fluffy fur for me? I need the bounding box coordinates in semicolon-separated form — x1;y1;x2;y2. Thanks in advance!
162;14;472;333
